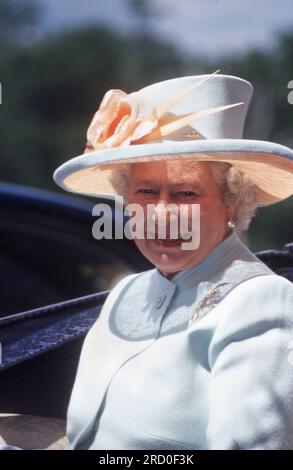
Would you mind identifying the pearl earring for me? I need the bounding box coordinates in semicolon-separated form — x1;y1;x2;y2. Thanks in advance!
227;219;236;229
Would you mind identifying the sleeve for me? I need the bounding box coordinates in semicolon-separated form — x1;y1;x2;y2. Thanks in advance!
66;271;140;446
206;274;293;450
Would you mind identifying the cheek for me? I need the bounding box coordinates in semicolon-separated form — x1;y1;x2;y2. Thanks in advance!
199;201;226;227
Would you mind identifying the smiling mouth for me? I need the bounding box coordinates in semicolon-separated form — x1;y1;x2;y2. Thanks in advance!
144;233;192;248
153;238;184;247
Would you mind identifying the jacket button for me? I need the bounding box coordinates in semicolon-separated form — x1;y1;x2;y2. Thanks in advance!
156;294;167;309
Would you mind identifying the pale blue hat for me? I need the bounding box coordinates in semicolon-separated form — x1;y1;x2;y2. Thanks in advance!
53;72;293;206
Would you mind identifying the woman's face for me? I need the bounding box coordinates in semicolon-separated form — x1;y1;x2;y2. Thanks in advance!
127;159;235;278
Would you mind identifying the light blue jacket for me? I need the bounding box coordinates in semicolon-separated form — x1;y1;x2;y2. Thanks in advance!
66;230;293;450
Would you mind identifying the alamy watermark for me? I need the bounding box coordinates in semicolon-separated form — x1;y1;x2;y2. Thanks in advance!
92;196;201;250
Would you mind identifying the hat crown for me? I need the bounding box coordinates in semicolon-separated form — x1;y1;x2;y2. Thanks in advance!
138;74;253;141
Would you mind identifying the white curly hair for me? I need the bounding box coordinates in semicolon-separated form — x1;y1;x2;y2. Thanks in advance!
109;159;258;232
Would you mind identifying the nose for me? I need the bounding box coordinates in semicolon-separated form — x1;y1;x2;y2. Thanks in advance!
151;198;179;236
151;195;174;225
153;201;167;224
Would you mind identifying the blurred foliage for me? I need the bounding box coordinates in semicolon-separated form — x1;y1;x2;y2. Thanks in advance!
0;0;292;251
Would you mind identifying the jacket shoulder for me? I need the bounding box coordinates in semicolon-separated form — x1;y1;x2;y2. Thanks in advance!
209;274;293;365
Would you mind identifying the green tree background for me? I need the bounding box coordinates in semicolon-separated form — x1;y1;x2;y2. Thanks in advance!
0;0;292;251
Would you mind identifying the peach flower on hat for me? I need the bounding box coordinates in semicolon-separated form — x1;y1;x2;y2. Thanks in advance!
85;89;158;151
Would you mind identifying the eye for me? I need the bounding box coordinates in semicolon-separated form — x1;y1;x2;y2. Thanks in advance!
177;191;199;197
135;188;155;194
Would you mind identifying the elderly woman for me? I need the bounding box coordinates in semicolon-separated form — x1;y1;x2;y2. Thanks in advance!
52;72;293;450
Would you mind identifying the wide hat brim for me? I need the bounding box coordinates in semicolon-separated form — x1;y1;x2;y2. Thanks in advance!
53;138;293;207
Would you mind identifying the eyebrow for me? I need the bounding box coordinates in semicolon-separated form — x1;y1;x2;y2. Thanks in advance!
133;179;204;190
133;179;155;185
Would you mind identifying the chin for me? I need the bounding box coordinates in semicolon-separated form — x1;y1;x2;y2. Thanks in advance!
153;254;191;272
